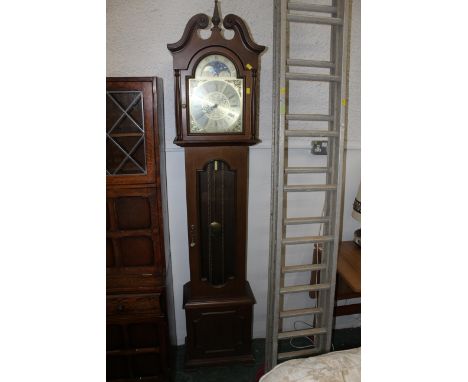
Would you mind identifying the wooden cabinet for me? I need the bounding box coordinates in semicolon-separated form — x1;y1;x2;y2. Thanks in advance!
106;77;169;381
334;241;361;316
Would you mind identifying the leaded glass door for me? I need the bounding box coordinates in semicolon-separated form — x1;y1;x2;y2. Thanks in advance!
106;79;158;186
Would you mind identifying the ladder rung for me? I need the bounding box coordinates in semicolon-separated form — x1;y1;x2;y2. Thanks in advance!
280;283;331;294
286;113;333;121
277;327;327;339
285;166;330;174
278;347;321;360
288;2;337;14
280;307;323;318
286;72;341;82
282;235;334;245
287;59;335;68
287;14;343;25
282;263;327;273
284;184;337;192
285;130;339;138
284;216;330;224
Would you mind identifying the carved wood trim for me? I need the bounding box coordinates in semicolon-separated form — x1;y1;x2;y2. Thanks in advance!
167;13;210;52
223;14;265;54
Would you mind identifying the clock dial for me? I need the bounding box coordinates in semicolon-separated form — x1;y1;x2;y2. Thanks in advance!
195;55;237;79
189;79;243;133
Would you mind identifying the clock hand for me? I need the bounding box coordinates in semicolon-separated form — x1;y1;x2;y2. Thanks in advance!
206;104;218;113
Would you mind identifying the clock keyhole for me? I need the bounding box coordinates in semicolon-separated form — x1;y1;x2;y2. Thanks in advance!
190;224;196;248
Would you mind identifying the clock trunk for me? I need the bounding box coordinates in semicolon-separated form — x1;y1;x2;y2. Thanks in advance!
185;146;249;298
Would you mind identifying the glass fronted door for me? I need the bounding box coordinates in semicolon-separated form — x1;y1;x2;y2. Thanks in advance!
197;160;236;286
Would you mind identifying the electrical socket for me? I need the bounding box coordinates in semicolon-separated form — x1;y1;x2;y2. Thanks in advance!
311;140;328;155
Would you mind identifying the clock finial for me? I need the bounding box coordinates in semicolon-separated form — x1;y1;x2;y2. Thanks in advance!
212;0;221;29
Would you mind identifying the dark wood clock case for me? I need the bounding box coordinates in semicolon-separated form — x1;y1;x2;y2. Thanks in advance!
168;1;265;367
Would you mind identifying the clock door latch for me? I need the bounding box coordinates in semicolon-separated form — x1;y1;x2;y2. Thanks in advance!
189;224;196;248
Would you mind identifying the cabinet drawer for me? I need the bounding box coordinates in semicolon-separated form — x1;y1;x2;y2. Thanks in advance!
107;273;164;294
107;294;162;317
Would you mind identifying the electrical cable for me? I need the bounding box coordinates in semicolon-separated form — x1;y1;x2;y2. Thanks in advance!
289;320;315;349
289;197;327;350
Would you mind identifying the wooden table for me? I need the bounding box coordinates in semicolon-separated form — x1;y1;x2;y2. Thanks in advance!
334;241;361;316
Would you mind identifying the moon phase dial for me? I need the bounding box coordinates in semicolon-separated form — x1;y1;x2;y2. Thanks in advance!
195;54;237;78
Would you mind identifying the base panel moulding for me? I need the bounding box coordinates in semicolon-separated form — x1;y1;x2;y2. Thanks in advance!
182;281;256;368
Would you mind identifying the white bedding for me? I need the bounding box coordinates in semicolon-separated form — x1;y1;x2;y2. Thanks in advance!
260;348;361;382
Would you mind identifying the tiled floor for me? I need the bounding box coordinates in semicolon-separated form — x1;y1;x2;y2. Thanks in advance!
170;328;361;382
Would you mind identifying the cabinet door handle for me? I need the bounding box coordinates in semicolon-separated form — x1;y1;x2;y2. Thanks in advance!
190;224;196;248
117;304;125;312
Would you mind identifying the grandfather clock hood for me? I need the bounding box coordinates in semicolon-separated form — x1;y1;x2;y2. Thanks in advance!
167;1;265;146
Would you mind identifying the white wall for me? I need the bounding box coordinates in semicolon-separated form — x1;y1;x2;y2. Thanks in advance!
107;0;360;344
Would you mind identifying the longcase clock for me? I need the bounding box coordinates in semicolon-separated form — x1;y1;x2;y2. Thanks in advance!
168;1;265;367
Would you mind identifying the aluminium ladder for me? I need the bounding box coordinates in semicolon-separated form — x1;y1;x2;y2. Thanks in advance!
266;0;351;370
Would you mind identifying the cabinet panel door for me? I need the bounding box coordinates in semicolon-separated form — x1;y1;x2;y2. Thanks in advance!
106;78;161;187
186;305;252;359
106;318;168;380
106;187;164;293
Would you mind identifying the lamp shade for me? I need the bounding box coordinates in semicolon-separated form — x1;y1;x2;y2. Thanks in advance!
352;184;361;222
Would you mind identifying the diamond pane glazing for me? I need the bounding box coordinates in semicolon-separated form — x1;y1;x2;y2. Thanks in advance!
106;91;147;175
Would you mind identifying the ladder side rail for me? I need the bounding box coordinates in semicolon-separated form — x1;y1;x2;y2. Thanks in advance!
314;0;340;353
323;0;352;352
317;0;338;353
276;0;289;365
265;0;288;372
325;0;339;232
265;0;281;370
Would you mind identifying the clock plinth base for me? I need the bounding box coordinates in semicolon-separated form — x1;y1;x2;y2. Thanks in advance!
182;281;256;368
